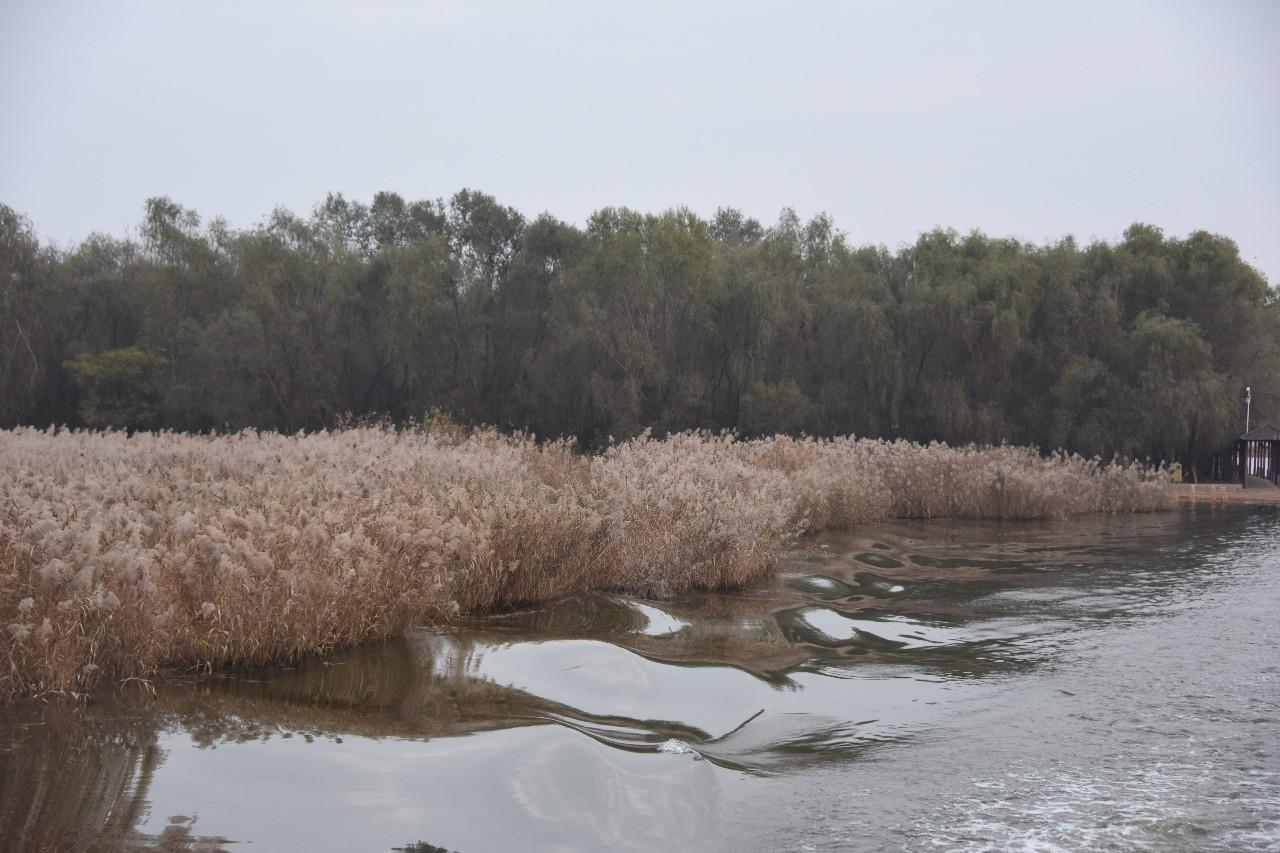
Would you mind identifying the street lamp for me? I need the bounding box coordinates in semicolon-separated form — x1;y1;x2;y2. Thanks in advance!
1245;386;1251;434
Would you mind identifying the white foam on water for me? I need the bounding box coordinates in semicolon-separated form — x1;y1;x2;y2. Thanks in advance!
658;738;694;755
909;764;1280;852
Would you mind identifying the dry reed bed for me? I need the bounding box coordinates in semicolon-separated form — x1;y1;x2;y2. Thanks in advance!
0;427;1170;702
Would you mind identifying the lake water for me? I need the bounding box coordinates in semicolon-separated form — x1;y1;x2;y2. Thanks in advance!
2;508;1278;852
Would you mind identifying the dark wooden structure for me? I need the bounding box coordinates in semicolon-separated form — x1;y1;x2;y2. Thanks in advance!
1236;423;1280;488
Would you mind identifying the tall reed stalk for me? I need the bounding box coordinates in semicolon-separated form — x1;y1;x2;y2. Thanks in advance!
0;426;1171;702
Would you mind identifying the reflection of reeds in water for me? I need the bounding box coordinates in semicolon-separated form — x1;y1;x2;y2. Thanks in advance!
0;706;164;852
0;426;1171;702
3;525;1142;853
0;643;575;852
477;592;813;674
0;620;743;849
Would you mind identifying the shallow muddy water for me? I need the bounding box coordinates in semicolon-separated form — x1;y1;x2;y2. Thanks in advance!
2;508;1278;852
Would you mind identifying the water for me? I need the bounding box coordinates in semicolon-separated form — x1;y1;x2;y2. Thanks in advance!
2;508;1278;851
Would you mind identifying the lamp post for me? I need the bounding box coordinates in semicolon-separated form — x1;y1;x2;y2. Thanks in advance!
1243;386;1252;485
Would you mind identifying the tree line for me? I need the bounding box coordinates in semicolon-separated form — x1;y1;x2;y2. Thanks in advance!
2;191;1276;478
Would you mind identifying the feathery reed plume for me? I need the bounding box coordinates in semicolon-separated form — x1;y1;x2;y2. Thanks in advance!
0;426;1171;702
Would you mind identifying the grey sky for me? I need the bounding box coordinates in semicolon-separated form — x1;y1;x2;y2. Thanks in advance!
3;0;1277;282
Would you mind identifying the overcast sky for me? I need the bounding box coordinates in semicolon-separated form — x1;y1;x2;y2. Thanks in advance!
3;0;1277;282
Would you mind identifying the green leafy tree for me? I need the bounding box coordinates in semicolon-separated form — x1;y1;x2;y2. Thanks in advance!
64;347;168;429
2;194;1276;473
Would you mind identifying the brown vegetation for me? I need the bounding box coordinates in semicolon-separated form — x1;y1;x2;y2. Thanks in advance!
0;426;1171;702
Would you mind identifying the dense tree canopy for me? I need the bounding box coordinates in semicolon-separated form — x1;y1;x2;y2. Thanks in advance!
2;192;1276;477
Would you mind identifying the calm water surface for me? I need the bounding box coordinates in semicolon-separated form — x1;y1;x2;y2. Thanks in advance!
2;508;1278;851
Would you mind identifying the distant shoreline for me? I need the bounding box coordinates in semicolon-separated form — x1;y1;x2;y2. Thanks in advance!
1173;483;1280;506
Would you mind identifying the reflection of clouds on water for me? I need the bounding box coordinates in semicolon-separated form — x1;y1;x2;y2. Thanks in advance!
507;729;723;850
440;636;766;736
725;512;1280;853
139;724;728;852
626;599;689;636
421;633;967;748
8;511;1275;851
794;607;974;649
